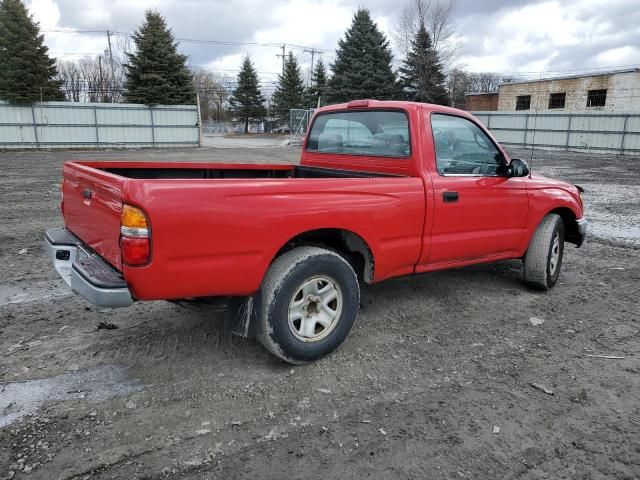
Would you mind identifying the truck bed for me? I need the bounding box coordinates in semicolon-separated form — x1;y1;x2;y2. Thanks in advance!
62;160;424;301
98;163;396;179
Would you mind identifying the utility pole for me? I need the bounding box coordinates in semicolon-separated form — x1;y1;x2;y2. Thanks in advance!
106;30;116;101
303;48;317;87
276;44;286;75
98;56;104;102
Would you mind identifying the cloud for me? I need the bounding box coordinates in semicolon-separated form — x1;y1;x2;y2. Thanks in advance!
455;0;640;74
26;0;640;87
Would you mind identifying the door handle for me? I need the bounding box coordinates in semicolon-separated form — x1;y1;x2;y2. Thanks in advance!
443;191;459;203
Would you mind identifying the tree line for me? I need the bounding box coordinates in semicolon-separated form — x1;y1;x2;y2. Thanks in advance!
0;0;515;132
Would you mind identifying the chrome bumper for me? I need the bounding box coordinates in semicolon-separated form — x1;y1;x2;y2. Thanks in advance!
576;218;587;247
45;228;133;308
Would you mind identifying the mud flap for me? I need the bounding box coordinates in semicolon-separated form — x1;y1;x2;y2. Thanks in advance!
223;292;261;339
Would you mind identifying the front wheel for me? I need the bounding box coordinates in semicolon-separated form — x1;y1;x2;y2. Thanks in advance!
257;247;360;364
524;213;565;290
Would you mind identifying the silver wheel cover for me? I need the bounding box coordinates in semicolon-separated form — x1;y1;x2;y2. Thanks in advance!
287;275;343;342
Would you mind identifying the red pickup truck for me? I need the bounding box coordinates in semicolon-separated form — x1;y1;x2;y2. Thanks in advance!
46;100;586;364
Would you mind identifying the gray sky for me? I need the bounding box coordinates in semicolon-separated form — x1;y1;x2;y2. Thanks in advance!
27;0;640;90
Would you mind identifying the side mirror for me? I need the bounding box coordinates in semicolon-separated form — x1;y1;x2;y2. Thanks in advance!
506;158;529;177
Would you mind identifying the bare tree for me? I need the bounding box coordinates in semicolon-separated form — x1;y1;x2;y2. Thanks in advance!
445;69;521;109
55;33;132;103
394;0;461;70
56;60;83;102
467;72;518;93
104;33;132;102
446;67;472;109
191;67;232;121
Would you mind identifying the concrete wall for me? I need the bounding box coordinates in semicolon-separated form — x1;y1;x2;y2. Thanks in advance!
497;71;640;113
465;93;499;111
472;111;640;155
0;101;200;149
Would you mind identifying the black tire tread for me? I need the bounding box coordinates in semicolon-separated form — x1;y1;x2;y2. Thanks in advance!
524;213;563;290
257;246;359;364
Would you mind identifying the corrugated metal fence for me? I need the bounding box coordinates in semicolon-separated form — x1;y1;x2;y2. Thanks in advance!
472;111;640;155
0;101;200;149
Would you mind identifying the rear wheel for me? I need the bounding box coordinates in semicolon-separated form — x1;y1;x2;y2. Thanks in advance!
524;213;565;290
257;246;360;364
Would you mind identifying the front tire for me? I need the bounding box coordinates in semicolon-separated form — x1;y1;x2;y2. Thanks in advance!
524;213;565;290
257;247;360;364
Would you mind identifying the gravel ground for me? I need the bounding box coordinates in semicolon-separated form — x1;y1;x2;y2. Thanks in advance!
202;134;290;148
0;146;639;479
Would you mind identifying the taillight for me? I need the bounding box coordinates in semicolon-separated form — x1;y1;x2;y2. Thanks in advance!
120;237;150;266
60;180;64;214
120;204;150;266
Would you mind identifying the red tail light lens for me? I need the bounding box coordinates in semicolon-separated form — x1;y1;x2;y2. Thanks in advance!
120;237;150;266
120;204;150;266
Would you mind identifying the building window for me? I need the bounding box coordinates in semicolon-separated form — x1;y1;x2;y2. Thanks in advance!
548;92;566;109
515;95;531;111
587;89;607;107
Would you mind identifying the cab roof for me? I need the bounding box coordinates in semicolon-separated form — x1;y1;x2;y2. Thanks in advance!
317;99;473;118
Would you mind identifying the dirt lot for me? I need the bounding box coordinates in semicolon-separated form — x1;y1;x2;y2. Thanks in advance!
1;146;639;479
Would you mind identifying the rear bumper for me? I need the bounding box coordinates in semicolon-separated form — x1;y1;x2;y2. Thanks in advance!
45;228;133;308
576;217;587;247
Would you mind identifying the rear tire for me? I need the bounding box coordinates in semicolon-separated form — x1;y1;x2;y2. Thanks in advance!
257;247;360;364
524;213;565;290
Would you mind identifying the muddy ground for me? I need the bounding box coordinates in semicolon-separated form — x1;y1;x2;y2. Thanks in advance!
1;146;639;480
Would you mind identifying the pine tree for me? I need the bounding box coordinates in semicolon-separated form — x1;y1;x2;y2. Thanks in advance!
123;10;195;105
0;0;64;103
228;55;266;133
398;22;449;105
271;51;305;125
304;59;328;108
326;8;398;103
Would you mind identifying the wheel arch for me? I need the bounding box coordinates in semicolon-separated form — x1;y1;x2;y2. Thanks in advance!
272;228;375;284
548;206;580;245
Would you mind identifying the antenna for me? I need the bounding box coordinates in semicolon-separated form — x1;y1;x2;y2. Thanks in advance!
528;72;544;177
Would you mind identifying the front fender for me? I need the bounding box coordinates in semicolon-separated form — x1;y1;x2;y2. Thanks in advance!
519;186;584;255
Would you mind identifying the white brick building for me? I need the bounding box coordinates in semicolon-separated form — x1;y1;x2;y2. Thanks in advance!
497;68;640;112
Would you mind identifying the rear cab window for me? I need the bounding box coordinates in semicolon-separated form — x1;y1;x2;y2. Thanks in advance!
306;110;410;159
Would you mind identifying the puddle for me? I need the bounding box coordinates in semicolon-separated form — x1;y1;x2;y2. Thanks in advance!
0;280;72;307
0;366;142;428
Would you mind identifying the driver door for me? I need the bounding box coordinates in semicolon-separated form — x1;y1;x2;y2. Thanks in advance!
423;114;528;267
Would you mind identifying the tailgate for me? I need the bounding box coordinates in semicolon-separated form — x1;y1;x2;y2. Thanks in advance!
62;163;125;270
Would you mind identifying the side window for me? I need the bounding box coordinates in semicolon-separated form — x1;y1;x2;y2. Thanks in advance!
431;114;503;176
306;110;410;158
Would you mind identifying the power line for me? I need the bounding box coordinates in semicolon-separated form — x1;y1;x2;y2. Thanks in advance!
470;63;640;75
42;30;639;78
43;28;330;53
